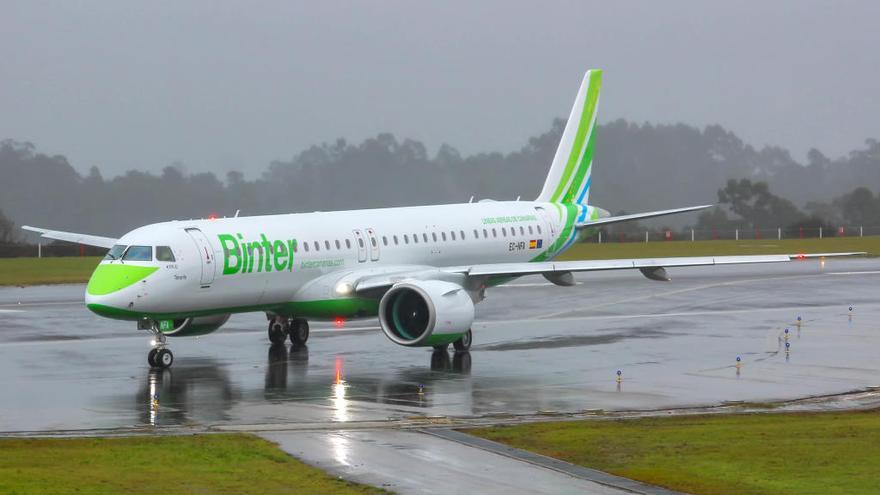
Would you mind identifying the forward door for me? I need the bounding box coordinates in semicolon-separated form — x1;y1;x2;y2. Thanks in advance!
185;227;216;286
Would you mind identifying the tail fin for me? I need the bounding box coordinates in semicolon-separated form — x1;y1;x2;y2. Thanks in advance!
537;69;602;204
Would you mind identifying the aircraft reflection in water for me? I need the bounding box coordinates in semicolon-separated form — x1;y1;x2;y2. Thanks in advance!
139;345;472;427
140;358;239;426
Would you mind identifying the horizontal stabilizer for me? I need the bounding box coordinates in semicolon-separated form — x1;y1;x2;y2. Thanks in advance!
21;225;117;249
577;204;712;229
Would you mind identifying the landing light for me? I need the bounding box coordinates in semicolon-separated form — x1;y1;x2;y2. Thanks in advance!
335;282;354;296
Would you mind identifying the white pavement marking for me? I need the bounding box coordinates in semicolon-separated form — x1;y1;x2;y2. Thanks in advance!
262;430;631;495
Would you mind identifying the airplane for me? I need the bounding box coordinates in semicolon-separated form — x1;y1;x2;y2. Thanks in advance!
22;69;860;369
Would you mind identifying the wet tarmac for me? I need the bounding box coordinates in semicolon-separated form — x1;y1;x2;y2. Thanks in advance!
1;258;879;434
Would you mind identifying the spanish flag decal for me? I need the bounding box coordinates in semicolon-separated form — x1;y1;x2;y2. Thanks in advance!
529;239;542;249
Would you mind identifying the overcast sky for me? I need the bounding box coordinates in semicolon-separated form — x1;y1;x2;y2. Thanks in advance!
2;1;878;177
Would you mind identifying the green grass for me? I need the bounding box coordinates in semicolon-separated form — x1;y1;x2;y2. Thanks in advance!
0;236;876;286
558;236;880;260
468;410;880;495
0;433;386;495
0;256;101;286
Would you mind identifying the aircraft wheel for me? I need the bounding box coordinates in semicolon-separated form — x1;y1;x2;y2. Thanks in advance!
147;348;159;367
453;329;472;352
268;319;287;344
290;318;309;345
154;348;174;369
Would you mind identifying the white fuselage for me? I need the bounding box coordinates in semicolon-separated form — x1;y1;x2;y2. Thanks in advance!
85;201;596;321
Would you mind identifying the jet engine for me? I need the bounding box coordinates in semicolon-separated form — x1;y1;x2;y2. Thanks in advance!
157;314;231;337
378;280;474;347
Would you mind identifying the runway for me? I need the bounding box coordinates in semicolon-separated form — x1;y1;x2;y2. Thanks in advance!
1;258;879;493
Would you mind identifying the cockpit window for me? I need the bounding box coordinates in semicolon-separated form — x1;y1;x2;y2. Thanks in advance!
105;244;127;260
122;245;152;261
156;246;175;262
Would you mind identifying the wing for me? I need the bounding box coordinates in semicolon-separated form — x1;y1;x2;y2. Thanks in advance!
576;204;712;229
443;252;865;282
21;225;117;249
348;252;864;294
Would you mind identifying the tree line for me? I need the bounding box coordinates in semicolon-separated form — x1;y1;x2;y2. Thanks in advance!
1;118;878;247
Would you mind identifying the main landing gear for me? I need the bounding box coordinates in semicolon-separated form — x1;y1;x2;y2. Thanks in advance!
432;328;473;352
267;316;310;346
147;326;173;369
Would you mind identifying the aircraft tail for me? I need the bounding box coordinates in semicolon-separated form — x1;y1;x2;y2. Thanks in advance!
537;69;602;204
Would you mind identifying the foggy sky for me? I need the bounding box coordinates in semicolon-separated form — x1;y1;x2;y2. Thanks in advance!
2;1;878;177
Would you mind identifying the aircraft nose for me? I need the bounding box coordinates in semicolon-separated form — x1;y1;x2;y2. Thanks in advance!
85;264;159;317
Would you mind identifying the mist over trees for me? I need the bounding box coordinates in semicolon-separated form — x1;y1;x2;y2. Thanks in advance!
1;118;879;241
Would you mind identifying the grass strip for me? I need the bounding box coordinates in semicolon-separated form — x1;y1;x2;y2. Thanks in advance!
468;409;880;495
0;433;386;495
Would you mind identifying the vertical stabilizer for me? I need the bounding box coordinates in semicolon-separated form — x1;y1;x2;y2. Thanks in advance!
537;70;602;204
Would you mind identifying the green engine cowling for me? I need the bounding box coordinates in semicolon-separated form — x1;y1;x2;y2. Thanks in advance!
378;280;474;347
156;314;231;337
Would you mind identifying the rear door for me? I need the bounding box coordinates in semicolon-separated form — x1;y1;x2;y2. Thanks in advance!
185;228;216;286
352;229;367;263
366;228;380;261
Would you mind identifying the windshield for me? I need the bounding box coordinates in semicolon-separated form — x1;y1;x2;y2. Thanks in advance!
122;245;152;261
104;244;127;260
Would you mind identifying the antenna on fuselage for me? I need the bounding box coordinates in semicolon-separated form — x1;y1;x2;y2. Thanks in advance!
516;196;521;201
468;196;474;203
234;209;240;218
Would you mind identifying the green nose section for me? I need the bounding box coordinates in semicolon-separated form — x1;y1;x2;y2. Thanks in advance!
86;264;159;296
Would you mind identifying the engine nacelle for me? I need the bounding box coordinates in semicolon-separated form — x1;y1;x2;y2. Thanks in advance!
158;314;231;337
378;280;474;347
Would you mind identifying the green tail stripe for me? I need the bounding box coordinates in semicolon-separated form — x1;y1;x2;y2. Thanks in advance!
562;123;597;203
531;203;578;262
550;70;602;202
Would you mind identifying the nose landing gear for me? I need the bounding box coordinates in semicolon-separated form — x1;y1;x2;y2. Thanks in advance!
147;326;173;369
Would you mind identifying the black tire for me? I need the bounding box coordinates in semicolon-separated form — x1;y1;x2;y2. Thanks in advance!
155;348;174;369
290;318;309;345
453;329;472;352
430;349;451;371
452;351;472;374
147;348;159;367
268;320;287;344
433;344;449;352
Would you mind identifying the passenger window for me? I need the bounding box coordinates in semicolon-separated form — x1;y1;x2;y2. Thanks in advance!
460;230;465;240
441;232;447;241
156;246;175;262
371;237;377;247
105;244;127;261
528;225;534;235
123;245;152;261
304;242;309;252
537;225;542;234
335;240;341;249
357;238;364;248
314;241;320;252
483;228;488;238
450;231;456;241
393;235;399;245
520;226;525;235
383;236;388;246
325;240;331;250
404;234;409;244
473;229;479;239
502;227;507;237
346;239;351;249
413;234;418;244
492;228;497;238
431;233;437;242
422;233;428;242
